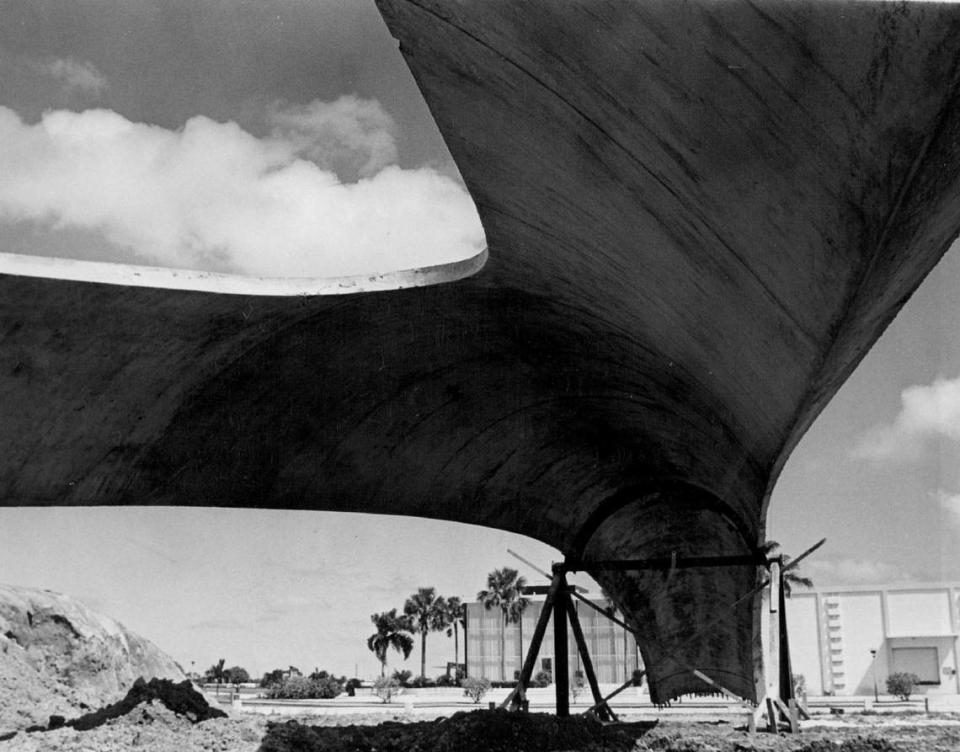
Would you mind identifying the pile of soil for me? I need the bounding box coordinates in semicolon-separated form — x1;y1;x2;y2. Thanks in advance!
1;678;240;752
27;677;227;732
3;707;960;752
259;714;960;752
260;710;646;752
0;584;184;732
0;703;262;752
632;721;960;752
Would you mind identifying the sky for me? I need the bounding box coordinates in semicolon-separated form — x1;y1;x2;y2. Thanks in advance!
0;0;484;279
2;1;960;681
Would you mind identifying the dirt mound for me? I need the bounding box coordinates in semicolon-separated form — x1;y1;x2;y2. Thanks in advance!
0;703;262;752
259;710;646;752
632;723;938;751
0;584;184;732
57;677;226;731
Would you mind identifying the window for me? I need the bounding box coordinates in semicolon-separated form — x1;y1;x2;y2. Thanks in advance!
891;647;940;685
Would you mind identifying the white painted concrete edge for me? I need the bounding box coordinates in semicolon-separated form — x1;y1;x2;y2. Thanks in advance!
0;247;488;297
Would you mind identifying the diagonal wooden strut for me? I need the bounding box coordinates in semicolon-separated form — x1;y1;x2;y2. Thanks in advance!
502;570;564;711
564;594;617;721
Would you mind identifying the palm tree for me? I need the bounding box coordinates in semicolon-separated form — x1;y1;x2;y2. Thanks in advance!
478;567;530;681
443;596;465;678
760;541;814;596
403;587;448;679
205;658;226;697
367;609;415;676
600;587;617;618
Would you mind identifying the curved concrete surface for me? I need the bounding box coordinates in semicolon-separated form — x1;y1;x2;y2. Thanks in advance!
3;1;960;703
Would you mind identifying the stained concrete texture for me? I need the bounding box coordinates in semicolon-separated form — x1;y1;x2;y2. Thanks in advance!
3;1;960;704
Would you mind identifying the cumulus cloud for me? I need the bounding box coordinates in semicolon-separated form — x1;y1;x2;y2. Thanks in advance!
851;376;960;460
268;96;397;179
936;489;960;531
41;57;108;95
805;557;912;585
0;99;485;278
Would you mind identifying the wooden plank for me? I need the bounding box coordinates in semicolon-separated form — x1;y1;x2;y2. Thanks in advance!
564;554;765;572
501;571;562;710
766;698;778;733
570;590;636;634
692;670;741;702
554;576;570;717
565;596;617;721
788;699;800;733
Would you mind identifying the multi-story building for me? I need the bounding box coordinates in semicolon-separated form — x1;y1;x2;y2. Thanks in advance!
786;583;960;696
464;596;641;684
465;583;960;696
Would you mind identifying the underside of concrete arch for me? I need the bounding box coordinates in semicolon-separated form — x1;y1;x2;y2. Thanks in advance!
3;1;960;704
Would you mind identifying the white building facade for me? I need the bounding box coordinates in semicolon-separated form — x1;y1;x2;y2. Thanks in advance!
466;583;960;697
786;583;960;696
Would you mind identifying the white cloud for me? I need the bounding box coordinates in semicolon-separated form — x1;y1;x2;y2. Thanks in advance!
935;489;960;531
268;96;398;179
805;558;912;585
851;376;960;460
41;57;108;95
0;101;485;278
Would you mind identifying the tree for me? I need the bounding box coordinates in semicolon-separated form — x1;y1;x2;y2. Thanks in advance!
367;609;415;676
224;666;250;688
477;567;530;681
204;658;226;697
260;669;285;688
759;541;814;596
443;596;465;678
600;587;617;618
404;587;448;680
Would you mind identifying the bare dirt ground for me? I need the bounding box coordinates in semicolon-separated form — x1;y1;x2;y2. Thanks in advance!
3;706;960;752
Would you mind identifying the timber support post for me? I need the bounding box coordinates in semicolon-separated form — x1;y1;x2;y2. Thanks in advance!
553;565;570;717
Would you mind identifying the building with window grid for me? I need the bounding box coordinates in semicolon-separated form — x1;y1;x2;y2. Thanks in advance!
466;583;960;697
464;597;641;684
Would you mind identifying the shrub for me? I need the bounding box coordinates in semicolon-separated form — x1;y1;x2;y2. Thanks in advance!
264;673;343;699
409;675;436;688
886;672;920;701
435;674;455;687
531;670;552;688
462;676;492;703
344;678;363;696
792;674;806;699
374;676;400;703
392;669;413;685
571;670;586;703
260;669;285;688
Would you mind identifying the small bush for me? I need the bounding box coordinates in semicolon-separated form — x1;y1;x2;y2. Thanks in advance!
392;669;413;685
792;673;806;698
374;676;400;703
259;669;286;688
435;674;455;687
531;670;552;687
571;670;586;703
264;673;343;699
409;675;436;688
462;676;492;703
886;672;920;701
